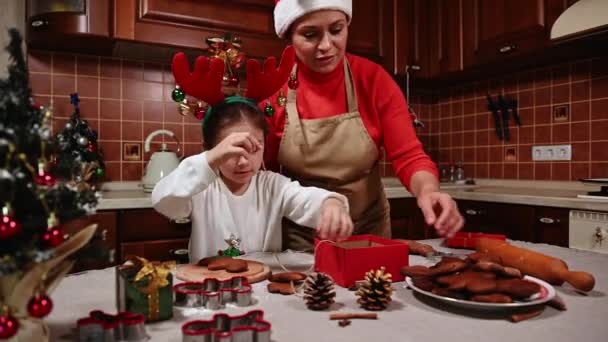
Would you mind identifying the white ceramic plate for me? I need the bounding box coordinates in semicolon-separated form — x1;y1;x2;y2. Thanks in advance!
406;275;556;310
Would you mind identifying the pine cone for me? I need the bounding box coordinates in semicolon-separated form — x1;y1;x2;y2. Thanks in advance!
303;272;336;310
356;267;393;311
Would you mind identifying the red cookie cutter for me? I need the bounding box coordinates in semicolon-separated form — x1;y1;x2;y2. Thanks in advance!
77;310;148;341
182;309;271;342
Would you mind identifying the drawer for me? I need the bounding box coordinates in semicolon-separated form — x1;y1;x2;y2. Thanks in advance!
118;209;191;242
120;238;190;263
535;207;569;247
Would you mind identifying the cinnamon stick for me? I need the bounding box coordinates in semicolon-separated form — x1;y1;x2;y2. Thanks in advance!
330;313;378;320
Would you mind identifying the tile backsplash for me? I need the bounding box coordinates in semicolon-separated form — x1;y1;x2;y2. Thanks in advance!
28;50;203;181
29;50;607;182
411;56;608;181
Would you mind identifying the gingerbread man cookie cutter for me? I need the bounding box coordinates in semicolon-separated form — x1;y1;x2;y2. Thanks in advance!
76;310;148;341
174;276;252;310
182;310;271;342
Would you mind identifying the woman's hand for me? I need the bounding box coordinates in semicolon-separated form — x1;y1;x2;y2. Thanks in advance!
317;197;353;241
206;132;263;169
416;191;464;237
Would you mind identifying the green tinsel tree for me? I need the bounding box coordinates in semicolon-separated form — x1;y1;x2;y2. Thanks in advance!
0;29;99;278
52;93;105;186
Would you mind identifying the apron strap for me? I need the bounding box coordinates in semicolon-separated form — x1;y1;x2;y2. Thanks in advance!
285;59;359;145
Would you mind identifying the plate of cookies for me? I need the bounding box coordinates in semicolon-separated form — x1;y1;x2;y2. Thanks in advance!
402;254;556;310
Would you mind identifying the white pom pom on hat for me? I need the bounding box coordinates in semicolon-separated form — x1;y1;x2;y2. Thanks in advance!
273;0;352;38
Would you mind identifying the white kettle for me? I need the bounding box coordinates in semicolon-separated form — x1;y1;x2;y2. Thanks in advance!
141;129;183;192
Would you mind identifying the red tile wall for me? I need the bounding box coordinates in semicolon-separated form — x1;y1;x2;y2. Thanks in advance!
413;56;608;181
28;50;203;181
29;50;607;182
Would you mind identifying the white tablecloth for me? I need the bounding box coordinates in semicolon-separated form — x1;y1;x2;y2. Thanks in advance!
47;240;608;341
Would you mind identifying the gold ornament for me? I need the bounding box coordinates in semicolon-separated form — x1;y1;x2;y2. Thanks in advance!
206;33;246;85
277;90;287;107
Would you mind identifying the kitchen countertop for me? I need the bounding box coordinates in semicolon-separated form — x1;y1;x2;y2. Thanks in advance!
47;239;608;341
97;179;608;212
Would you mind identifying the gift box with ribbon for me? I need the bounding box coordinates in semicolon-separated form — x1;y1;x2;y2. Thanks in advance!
116;256;175;322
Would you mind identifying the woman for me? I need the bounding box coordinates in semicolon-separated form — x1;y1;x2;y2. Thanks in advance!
266;0;464;250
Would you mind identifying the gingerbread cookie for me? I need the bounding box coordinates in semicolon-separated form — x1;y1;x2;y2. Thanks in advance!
198;256;248;273
267;282;296;295
495;279;541;299
269;272;307;283
429;256;469;276
437;270;497;294
470;293;513;303
473;260;522;278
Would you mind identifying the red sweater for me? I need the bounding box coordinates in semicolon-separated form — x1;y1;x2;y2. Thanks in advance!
263;53;437;190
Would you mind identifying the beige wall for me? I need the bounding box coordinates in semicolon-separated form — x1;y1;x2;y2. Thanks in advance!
0;0;26;78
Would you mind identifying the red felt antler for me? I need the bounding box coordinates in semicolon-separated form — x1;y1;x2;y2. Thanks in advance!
245;45;296;102
171;52;225;106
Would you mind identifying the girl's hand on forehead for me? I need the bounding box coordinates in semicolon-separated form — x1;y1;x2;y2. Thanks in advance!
207;132;264;169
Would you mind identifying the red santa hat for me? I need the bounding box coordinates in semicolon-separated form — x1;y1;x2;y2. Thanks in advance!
274;0;352;38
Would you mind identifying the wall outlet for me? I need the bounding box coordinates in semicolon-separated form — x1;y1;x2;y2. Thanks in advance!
532;145;571;161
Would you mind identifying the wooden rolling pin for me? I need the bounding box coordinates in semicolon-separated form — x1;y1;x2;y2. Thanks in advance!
477;238;595;292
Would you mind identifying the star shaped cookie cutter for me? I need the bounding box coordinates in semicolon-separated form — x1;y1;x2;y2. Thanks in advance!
174;276;252;310
182;309;271;342
76;310;148;341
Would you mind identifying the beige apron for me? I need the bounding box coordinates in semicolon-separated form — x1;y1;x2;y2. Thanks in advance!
278;60;391;251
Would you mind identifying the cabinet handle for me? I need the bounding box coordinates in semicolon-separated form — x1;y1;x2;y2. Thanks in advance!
499;44;515;54
173;217;191;224
539;217;560;224
31;20;47;28
465;209;483;216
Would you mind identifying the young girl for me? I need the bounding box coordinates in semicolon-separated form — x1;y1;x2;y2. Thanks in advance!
151;98;353;262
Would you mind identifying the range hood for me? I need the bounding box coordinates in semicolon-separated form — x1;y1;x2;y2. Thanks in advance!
551;0;608;40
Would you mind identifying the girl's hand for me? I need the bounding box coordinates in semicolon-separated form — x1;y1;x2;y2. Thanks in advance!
317;197;353;241
416;191;464;237
206;132;263;169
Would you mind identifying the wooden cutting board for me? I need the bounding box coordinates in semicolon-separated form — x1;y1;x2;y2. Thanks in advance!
175;259;270;284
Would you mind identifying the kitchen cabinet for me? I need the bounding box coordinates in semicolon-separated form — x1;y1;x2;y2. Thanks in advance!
26;0;113;53
389;198;434;240
62;211;117;273
458;200;536;241
534;206;569;247
117;208;191;262
428;0;464;77
113;0;395;68
389;197;570;246
461;0;573;68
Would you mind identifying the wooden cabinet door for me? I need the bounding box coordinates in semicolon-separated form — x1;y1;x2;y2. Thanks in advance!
120;238;189;263
389;198;432;240
118;208;191;242
428;0;464;77
462;0;571;67
394;0;432;77
458;200;535;241
114;0;285;58
27;0;112;53
62;210;118;272
534;206;569;247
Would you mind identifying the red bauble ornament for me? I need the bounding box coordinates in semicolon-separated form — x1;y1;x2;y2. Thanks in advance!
35;170;56;187
87;142;96;152
0;213;21;240
288;76;299;90
0;312;19;339
27;294;53;318
195;109;206;120
228;76;239;87
43;226;64;248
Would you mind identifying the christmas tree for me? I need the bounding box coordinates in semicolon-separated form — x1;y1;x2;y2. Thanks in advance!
53;93;105;187
0;29;99;339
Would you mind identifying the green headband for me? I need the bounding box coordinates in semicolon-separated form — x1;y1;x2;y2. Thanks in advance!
202;95;261;132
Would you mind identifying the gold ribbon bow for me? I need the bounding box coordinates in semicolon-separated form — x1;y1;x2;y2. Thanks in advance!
131;257;175;321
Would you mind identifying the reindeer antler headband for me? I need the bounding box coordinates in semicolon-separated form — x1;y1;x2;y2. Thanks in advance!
171;46;296;127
